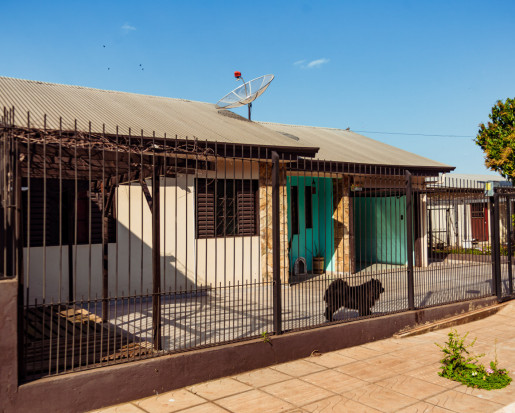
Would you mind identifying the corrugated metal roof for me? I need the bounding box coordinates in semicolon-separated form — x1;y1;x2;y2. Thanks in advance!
0;76;453;170
259;122;453;170
0;76;304;149
439;173;512;188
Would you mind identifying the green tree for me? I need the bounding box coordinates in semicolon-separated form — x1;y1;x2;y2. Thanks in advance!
475;98;515;182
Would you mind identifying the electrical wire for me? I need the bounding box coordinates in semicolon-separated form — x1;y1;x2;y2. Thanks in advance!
352;130;474;138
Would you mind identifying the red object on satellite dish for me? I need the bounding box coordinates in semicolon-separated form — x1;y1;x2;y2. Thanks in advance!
234;71;242;78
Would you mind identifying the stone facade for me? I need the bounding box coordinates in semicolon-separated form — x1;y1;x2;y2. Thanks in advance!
259;166;353;281
259;163;289;282
332;177;352;274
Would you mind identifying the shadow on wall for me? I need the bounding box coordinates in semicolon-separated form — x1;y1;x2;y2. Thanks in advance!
23;175;259;305
23;235;197;305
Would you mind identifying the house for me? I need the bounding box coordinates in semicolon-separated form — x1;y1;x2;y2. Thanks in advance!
0;76;454;307
427;173;512;252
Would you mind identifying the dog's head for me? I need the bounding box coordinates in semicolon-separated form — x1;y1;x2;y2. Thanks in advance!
370;278;385;299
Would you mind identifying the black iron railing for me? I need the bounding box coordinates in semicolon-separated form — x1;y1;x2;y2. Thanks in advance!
1;107;513;383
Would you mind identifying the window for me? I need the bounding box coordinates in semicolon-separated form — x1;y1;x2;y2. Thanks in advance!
291;186;299;235
305;186;313;229
21;179;116;247
196;178;259;238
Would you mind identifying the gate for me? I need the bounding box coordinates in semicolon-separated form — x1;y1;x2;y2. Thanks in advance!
492;193;514;300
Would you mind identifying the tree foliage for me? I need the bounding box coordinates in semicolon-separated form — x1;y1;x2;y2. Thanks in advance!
475;98;515;182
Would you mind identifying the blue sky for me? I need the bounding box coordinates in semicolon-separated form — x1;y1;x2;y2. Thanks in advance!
1;0;515;175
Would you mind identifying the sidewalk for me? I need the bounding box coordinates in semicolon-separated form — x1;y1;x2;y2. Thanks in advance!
91;301;515;413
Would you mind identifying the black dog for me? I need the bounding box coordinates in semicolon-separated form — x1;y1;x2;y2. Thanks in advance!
323;278;385;321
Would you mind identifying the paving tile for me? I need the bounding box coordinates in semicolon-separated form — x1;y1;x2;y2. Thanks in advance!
233;367;291;388
303;352;355;368
216;388;293;413
303;395;382;412
375;374;447;399
395;401;455;412
335;360;398;383
404;364;462;389
271;360;326;377
302;369;368;394
134;389;206;412
262;378;333;407
89;403;145;413
179;403;229;413
336;346;382;360
425;389;504;413
342;383;419;412
361;338;405;353
452;380;515;405
364;354;423;373
187;377;252;400
496;401;515;413
388;347;440;365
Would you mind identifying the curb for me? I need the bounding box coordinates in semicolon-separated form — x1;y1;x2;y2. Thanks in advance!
393;302;508;338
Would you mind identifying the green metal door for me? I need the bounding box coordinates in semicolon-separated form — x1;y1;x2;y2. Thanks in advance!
287;177;334;274
353;195;408;266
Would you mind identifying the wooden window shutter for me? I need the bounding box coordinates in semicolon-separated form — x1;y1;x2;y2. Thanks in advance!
196;179;215;238
236;181;258;236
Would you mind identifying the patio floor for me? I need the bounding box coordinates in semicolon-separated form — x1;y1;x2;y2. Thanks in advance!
84;261;510;352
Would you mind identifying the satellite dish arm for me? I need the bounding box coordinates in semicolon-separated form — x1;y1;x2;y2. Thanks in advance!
237;76;252;120
236;76;248;98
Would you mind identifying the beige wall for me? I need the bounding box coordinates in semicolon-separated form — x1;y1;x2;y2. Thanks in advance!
23;160;262;304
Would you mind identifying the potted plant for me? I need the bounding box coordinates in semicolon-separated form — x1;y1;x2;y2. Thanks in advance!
312;244;325;274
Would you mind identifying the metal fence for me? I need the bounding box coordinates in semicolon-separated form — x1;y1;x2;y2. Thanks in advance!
1;108;513;383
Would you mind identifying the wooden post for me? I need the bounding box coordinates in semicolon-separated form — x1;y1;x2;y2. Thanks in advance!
152;162;162;350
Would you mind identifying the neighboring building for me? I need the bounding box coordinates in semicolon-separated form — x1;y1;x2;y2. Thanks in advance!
427;173;512;249
0;76;454;304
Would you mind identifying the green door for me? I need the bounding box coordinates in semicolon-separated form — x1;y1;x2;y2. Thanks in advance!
287;177;334;274
353;195;408;266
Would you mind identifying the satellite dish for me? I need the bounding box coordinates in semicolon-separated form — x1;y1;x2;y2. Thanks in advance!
216;73;274;121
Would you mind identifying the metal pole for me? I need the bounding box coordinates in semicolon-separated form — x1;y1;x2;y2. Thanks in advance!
14;127;26;382
152;160;162;350
272;151;282;334
490;194;502;301
405;170;415;310
507;197;513;295
102;187;109;322
67;190;74;303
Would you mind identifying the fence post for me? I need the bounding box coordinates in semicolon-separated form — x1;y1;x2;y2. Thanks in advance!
152;160;162;350
405;170;415;310
490;194;502;301
272;151;282;335
507;197;513;295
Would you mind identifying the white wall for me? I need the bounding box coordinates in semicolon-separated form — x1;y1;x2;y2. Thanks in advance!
23;161;262;304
